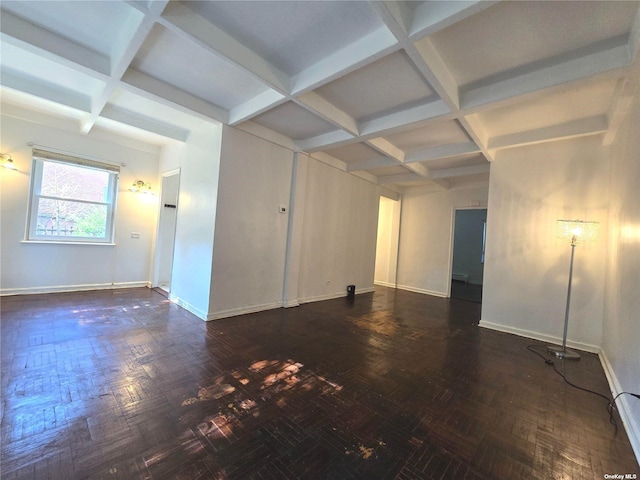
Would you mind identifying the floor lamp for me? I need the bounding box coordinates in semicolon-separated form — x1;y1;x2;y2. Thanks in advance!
548;219;600;361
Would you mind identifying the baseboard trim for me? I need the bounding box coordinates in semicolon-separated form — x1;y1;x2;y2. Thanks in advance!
396;284;448;298
599;350;640;464
478;320;600;353
374;281;396;288
0;281;151;296
166;294;208;321
206;301;283;321
298;286;376;305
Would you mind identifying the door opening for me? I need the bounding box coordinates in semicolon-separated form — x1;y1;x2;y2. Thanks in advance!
374;196;401;289
450;208;486;303
154;169;180;293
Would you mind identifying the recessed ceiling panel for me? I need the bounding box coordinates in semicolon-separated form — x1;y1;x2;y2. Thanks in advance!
323;143;384;163
1;43;105;99
315;51;435;121
131;25;271;111
428;1;639;87
108;89;209;132
384;120;470;151
477;79;618;137
183;1;384;76
251;102;336;140
367;165;411;177
0;0;143;58
420;154;486;171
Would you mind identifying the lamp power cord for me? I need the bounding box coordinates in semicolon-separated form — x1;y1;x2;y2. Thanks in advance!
527;344;640;432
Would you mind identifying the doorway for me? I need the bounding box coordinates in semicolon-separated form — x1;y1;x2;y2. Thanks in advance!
154;169;180;293
374;196;401;288
450;208;486;303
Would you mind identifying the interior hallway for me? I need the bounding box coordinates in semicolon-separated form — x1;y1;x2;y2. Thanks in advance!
1;287;637;479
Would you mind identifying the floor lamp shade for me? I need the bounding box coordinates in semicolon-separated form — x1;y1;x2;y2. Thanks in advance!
556;219;600;245
548;219;600;360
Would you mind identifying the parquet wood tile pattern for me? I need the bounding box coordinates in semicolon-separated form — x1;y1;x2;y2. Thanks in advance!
1;287;638;479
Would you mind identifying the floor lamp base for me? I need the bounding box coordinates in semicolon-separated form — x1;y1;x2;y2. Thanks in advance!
547;345;581;360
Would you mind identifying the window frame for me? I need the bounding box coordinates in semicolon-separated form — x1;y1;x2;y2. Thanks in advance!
26;149;120;244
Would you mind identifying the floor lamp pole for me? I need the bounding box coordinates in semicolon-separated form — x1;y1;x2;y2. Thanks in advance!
548;237;581;360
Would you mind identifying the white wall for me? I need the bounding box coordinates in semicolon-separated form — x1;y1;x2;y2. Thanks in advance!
297;157;381;302
209;126;293;319
397;186;489;297
480;136;609;351
158;122;223;320
0;110;160;294
603;86;640;459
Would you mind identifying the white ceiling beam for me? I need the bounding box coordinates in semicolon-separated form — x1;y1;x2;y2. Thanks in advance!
409;1;499;39
459;114;494;162
295;92;359;136
309;152;348;172
228;90;287;125
408;40;459;111
359;100;450;138
121;69;229;124
0;14;110;76
160;2;290;94
488;115;608;151
296;130;355;153
0;71;92;113
399;160;449;189
429;163;490;179
290;26;399;95
367;138;405;162
100;105;190;142
346;156;398;172
369;2;461;111
603;77;637;146
368;1;410;39
81;4;167;134
405;142;480;164
235;121;298;152
350;170;380;185
378;172;420;185
462;37;632;110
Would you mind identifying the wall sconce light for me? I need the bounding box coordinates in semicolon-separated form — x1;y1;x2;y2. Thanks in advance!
548;219;601;360
0;153;17;170
129;180;154;194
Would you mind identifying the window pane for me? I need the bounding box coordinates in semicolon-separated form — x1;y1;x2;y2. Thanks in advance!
41;161;110;202
36;198;107;238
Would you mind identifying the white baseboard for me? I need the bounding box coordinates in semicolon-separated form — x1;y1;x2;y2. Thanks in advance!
206;301;283;321
0;281;150;296
167;294;208;321
478;319;600;353
298;286;376;305
480;319;639;464
374;281;396;288
599;350;640;464
396;284;448;298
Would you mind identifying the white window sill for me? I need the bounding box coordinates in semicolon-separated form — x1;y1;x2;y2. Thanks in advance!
21;240;116;246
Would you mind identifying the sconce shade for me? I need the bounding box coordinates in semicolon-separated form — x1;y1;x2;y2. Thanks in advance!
0;153;17;170
129;180;153;194
556;219;600;244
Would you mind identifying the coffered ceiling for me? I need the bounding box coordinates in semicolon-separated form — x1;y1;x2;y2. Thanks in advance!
1;1;639;192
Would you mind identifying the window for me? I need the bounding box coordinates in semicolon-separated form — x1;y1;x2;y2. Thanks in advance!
26;149;119;243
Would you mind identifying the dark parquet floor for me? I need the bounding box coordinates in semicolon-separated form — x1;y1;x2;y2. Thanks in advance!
1;287;638;479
